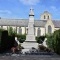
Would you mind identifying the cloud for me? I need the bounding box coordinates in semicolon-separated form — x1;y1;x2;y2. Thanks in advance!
0;10;12;14
19;0;40;5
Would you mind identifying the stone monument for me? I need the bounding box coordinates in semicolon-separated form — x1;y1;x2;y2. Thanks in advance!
22;8;38;53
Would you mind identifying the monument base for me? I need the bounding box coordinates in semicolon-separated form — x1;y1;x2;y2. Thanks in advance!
26;35;36;41
21;41;38;54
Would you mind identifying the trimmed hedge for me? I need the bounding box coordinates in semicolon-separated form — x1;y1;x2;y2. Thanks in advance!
0;30;17;53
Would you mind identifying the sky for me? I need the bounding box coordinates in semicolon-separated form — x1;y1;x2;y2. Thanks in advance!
0;0;60;20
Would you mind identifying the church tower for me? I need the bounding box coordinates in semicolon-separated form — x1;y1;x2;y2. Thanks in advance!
40;11;52;20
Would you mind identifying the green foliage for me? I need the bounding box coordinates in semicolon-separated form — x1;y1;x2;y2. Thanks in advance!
53;29;60;54
0;28;5;46
8;27;13;35
0;28;5;36
36;36;45;44
46;29;60;54
8;27;26;43
46;34;54;49
8;27;17;36
17;34;26;43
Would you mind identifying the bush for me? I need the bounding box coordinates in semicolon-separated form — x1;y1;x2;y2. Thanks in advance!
36;36;45;44
17;34;26;43
53;29;60;54
46;29;60;55
46;34;54;49
0;30;16;53
38;45;52;52
8;35;15;49
0;28;5;46
0;30;9;52
8;26;17;36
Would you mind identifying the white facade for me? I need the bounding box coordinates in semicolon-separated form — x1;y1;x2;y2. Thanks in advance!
0;10;60;36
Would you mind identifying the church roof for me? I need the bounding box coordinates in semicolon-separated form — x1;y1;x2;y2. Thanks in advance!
34;20;47;27
0;19;28;26
0;18;60;28
0;19;47;27
52;20;60;28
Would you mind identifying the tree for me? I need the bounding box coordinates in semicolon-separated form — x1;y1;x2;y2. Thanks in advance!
8;27;17;36
0;28;5;46
8;27;13;36
46;34;54;50
46;29;60;54
53;29;60;54
8;27;26;43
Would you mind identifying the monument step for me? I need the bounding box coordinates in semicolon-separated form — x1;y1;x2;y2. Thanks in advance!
21;42;38;49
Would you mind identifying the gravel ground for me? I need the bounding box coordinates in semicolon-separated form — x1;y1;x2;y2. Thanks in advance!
0;54;60;60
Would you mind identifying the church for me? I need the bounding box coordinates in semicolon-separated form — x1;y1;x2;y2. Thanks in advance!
0;8;60;36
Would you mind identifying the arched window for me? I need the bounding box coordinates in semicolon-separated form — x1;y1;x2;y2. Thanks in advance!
37;28;41;37
48;25;52;33
44;15;45;19
48;16;49;19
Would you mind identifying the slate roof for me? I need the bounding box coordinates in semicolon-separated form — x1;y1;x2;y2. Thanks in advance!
0;18;60;28
0;18;47;27
0;19;29;27
52;20;60;28
34;20;47;27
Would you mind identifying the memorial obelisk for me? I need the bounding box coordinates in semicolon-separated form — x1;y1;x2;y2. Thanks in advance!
22;8;38;52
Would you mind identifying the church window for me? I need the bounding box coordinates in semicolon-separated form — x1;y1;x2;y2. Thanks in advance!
48;25;52;33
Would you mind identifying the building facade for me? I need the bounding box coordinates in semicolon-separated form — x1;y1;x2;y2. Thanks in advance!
0;9;60;36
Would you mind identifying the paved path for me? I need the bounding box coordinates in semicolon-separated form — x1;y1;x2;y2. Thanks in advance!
0;55;60;60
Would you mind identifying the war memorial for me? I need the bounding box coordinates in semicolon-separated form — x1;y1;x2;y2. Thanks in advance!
0;8;60;60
